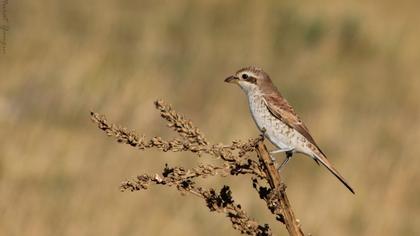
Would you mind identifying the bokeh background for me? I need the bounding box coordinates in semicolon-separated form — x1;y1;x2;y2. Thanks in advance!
1;0;420;235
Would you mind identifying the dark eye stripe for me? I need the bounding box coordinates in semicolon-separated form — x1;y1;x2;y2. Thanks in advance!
240;73;257;84
247;76;257;84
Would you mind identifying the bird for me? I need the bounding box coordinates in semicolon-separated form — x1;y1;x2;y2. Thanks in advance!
224;66;355;194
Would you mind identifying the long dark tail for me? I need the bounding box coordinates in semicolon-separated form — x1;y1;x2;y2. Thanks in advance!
314;153;355;194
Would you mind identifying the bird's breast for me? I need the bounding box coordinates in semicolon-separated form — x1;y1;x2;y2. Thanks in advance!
247;93;300;150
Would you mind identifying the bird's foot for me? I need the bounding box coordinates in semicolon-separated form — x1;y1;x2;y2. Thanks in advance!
269;154;276;162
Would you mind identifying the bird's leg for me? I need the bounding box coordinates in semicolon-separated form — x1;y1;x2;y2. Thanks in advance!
270;147;294;155
269;147;293;162
277;151;294;172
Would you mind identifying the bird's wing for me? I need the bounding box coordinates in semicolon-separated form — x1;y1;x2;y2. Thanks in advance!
262;93;326;157
263;93;355;194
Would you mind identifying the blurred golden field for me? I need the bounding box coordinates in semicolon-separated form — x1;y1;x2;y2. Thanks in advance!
1;0;420;235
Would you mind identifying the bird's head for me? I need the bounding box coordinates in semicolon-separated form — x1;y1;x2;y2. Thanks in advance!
224;66;271;93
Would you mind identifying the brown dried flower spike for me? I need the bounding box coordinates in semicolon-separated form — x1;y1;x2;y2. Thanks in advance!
91;100;305;236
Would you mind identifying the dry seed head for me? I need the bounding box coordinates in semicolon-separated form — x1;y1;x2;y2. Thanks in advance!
91;100;297;236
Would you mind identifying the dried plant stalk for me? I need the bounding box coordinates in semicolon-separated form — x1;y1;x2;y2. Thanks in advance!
121;164;271;235
91;100;305;236
255;142;305;236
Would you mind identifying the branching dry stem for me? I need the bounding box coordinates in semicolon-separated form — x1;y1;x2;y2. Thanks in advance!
91;99;305;236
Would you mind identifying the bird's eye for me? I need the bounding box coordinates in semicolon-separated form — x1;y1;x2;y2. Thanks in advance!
242;74;249;79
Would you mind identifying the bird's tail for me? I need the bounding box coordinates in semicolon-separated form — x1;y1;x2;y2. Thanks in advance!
313;153;355;194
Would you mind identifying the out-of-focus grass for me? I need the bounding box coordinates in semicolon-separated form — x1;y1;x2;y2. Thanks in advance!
1;0;420;235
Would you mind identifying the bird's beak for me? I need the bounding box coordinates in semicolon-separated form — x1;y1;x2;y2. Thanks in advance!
224;75;239;84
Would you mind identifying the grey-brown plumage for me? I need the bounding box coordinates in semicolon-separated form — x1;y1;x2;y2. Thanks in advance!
225;66;355;194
